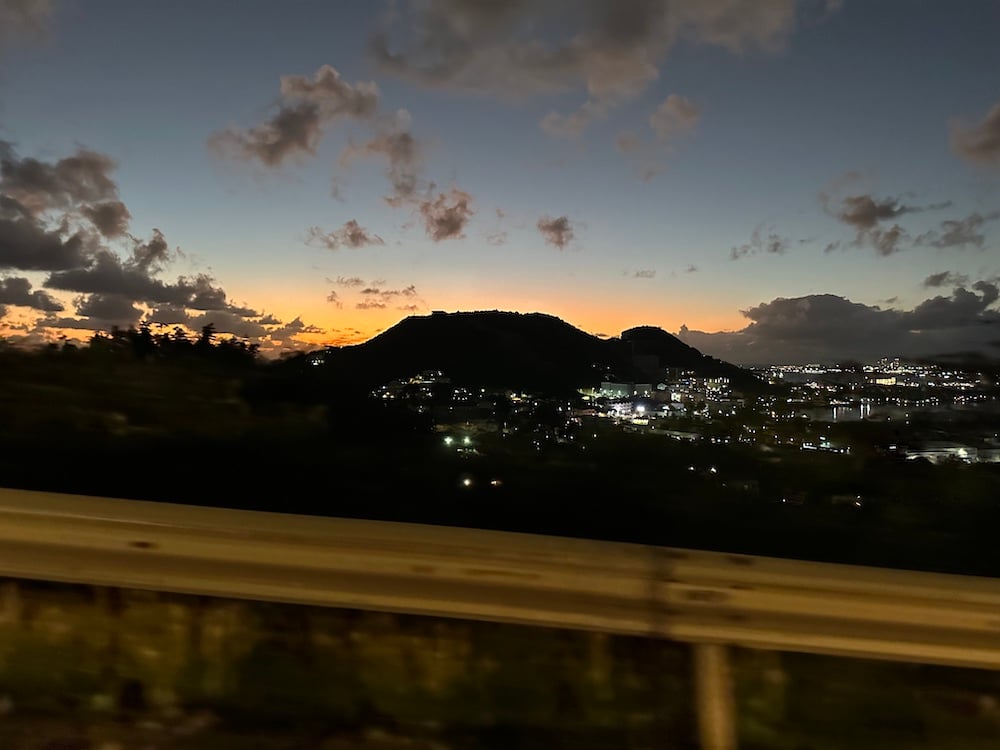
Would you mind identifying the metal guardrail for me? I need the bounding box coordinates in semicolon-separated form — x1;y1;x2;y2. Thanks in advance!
2;486;1000;748
2;486;998;670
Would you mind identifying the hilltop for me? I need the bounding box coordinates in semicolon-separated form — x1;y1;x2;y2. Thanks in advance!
316;310;760;393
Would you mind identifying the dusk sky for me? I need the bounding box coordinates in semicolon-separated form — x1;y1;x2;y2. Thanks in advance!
1;0;999;363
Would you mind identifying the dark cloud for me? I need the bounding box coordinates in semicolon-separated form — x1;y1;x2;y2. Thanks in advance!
923;271;969;288
266;316;324;342
188;310;271;339
0;216;92;271
74;292;142;324
340;109;422;205
633;269;656;278
131;228;171;271
360;284;417;298
82;200;131;238
730;224;789;260
830;194;914;231
146;305;292;343
371;0;810;135
43;250;242;313
0;275;63;311
420;189;473;241
147;303;190;326
306;219;385;250
209;65;380;167
326;290;343;308
0;144;123;273
822;190;952;256
950;102;1000;169
677;285;1000;364
537;215;574;249
916;210;1000;249
866;224;908;257
0;142;297;349
355;283;421;311
209;102;326;167
0;143;118;216
37;315;119;332
684;264;699;273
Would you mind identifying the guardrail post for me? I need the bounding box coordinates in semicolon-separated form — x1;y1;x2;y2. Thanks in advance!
694;642;737;750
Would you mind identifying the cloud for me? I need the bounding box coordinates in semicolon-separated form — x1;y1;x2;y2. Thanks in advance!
371;0;811;135
307;219;385;250
131;228;171;271
0;142;119;216
537;215;574;249
923;271;969;288
866;224;908;257
326;290;343;308
73;292;142;324
684;264;699;273
145;305;320;342
614;95;699;177
43;249;252;317
486;230;508;246
615;130;641;154
677;285;1000;364
0;143;125;272
82;201;131;238
330;275;366;287
0;0;52;53
420;188;473;241
0;214;92;271
633;269;656;278
340;109;422;205
916;210;1000;249
354;283;422;311
209;65;380;167
541;99;612;139
259;315;324;342
821;189;952;256
950;102;1000;169
0;275;63;311
829;194;915;231
0;141;313;351
730;223;789;260
649;94;700;143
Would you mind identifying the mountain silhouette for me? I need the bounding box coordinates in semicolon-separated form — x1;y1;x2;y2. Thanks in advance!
316;311;760;393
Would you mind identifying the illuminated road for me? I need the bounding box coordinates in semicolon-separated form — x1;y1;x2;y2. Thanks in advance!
1;486;999;670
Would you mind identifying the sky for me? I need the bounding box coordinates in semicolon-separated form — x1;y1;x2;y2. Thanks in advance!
1;0;999;364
